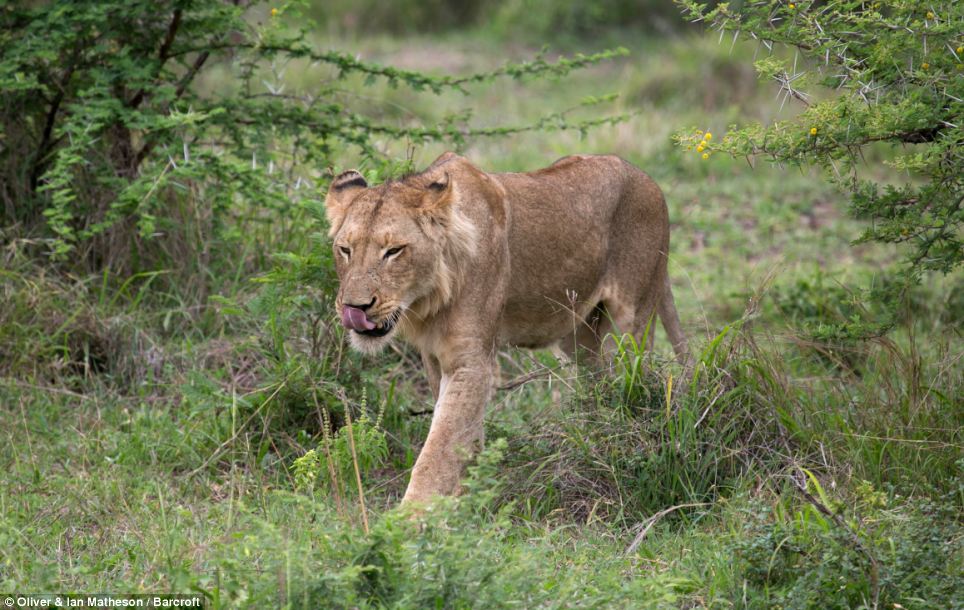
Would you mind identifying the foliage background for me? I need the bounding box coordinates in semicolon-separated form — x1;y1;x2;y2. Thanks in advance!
1;1;961;608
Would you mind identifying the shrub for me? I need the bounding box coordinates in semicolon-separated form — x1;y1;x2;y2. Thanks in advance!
292;396;388;498
676;1;963;283
0;0;625;280
731;480;963;609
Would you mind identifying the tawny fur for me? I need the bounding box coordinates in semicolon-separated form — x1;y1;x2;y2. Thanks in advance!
325;152;688;504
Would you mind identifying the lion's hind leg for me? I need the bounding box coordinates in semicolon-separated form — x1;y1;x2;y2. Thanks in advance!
597;295;642;362
556;298;635;369
556;301;604;365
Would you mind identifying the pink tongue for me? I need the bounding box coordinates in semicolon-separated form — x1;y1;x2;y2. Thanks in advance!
341;305;376;331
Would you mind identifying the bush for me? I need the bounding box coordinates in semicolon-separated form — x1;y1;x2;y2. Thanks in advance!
732;480;963;609
0;0;624;282
676;1;963;281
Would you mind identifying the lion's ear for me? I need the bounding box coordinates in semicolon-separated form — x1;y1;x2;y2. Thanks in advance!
420;171;454;212
325;170;367;234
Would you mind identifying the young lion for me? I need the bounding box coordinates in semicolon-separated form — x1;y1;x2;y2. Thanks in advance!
325;152;687;504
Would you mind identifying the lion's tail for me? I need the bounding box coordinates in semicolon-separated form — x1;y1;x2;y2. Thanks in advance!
658;275;689;364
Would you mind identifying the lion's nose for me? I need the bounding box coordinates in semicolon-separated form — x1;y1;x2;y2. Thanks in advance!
345;296;376;311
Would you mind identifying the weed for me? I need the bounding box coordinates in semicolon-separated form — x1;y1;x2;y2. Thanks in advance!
731;480;963;609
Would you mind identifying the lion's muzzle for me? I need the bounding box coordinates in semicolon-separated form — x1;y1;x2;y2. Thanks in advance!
341;304;400;339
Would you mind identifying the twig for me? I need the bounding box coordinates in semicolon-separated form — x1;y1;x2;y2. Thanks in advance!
625;502;709;555
30;44;82;190
343;401;370;535
133;50;210;169
128;8;183;109
497;367;555;391
186;366;301;478
311;390;345;518
4;380;91;400
793;469;880;608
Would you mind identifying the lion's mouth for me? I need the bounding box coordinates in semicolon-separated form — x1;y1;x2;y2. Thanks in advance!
342;305;400;339
355;315;397;338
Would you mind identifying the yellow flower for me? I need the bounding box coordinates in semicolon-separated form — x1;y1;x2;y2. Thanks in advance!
810;127;817;136
926;11;934;19
695;129;704;136
788;3;795;9
957;46;963;54
921;62;929;70
704;132;713;141
271;7;279;17
702;153;710;160
696;144;705;152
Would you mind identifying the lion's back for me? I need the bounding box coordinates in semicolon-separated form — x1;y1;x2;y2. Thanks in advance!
490;155;669;347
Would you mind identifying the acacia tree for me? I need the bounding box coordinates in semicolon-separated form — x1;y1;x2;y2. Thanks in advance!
0;0;625;271
677;1;962;285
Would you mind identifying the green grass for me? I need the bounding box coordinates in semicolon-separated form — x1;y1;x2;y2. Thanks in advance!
2;28;962;609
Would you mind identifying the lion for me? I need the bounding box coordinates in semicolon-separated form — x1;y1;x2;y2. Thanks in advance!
325;152;688;504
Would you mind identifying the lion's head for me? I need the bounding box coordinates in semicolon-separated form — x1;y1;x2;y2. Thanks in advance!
324;167;477;354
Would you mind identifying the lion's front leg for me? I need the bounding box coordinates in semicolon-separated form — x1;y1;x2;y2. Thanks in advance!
421;351;442;401
402;358;493;504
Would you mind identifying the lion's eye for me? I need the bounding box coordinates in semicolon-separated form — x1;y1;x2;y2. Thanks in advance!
338;246;351;259
384;246;405;259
